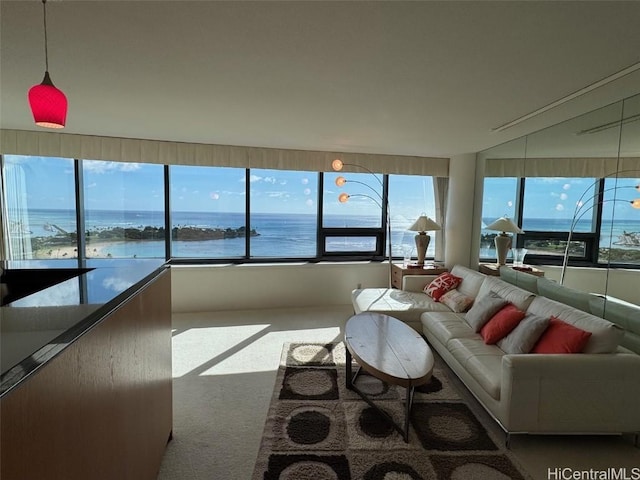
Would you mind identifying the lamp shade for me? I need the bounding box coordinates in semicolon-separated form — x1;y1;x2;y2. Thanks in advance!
408;215;441;233
28;72;67;129
485;216;523;234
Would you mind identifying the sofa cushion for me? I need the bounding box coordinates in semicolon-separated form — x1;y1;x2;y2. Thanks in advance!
536;277;592;313
589;295;640;334
464;291;508;332
480;304;526;344
620;331;640;355
497;313;550;354
476;276;535;311
424;272;463;301
532;317;592;354
351;288;451;325
439;288;474;313
420;312;477;346
527;296;623;354
588;295;640;354
450;265;487;298
448;338;503;400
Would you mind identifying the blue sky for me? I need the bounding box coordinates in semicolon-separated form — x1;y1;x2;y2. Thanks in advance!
6;155;639;222
483;176;640;222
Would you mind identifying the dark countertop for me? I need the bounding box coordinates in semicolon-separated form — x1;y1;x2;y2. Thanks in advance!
0;259;168;397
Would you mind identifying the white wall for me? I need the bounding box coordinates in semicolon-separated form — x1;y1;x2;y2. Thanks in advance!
171;262;640;313
171;262;388;313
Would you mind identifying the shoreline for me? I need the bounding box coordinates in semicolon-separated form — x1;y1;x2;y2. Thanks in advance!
33;241;129;260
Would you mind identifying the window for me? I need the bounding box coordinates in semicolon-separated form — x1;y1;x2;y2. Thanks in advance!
3;155;78;261
522;178;596;232
599;177;640;265
520;178;598;259
322;171;384;256
169;165;246;259
83;160;165;259
249;169;318;258
2;154;440;265
481;177;518;260
481;175;640;267
323;172;383;228
388;175;437;258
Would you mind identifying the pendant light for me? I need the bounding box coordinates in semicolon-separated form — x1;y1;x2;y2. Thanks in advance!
28;0;67;129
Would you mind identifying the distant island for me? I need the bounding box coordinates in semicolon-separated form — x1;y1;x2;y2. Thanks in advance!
87;225;259;242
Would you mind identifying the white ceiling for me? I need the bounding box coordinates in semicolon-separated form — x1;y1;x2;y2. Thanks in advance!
2;1;640;159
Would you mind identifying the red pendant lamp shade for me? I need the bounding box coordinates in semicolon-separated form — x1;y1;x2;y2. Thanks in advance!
29;71;67;129
29;0;67;129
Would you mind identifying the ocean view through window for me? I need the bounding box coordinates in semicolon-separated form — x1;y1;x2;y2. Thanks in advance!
3;154;638;266
481;176;640;265
3;156;439;262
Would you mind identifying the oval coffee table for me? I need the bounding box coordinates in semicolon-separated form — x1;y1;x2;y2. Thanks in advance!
344;312;434;442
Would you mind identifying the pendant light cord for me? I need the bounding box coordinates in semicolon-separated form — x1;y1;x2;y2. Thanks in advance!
42;0;49;72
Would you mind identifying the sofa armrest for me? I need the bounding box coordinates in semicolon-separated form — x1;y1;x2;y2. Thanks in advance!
500;353;640;433
402;274;439;292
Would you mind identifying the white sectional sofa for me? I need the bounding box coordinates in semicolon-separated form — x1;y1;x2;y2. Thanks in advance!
351;265;640;441
500;266;640;355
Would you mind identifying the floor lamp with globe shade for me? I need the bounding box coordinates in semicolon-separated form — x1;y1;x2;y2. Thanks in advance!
560;177;640;285
332;159;393;288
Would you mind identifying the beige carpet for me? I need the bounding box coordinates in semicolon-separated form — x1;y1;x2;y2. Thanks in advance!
157;306;640;480
252;342;531;479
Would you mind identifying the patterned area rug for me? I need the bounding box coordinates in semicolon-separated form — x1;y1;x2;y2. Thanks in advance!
252;342;532;480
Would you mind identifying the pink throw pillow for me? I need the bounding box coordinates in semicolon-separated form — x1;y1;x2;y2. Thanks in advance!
531;317;592;354
480;304;526;344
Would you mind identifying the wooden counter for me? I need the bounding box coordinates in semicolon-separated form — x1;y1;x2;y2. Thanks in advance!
1;264;172;480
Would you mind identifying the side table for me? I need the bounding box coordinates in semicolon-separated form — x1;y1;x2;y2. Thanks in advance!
391;263;448;289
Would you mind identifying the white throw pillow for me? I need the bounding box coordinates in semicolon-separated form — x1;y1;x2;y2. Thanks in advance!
440;289;474;313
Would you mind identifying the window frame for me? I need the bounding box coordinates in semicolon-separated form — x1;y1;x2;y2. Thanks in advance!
317;172;389;260
3;156;425;265
484;177;639;268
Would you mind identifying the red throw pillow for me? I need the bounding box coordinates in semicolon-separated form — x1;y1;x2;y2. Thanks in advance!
480;304;526;344
531;317;592;354
424;272;463;301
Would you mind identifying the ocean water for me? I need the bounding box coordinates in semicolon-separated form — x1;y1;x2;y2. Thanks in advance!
12;209;640;260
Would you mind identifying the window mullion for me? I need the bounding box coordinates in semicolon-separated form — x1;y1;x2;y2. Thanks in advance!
245;168;250;259
590;178;605;263
75;159;86;265
317;172;324;258
514;177;525;248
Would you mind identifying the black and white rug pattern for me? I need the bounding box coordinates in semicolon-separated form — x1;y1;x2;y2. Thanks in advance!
252;342;530;480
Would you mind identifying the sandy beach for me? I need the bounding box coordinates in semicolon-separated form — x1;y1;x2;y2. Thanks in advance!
33;241;128;260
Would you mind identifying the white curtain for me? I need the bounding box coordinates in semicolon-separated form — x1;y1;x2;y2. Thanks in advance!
1;129;449;177
2;162;32;259
433;177;449;262
0;159;6;261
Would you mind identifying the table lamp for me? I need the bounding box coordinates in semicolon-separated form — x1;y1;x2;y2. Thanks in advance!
485;216;524;265
408;215;441;265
